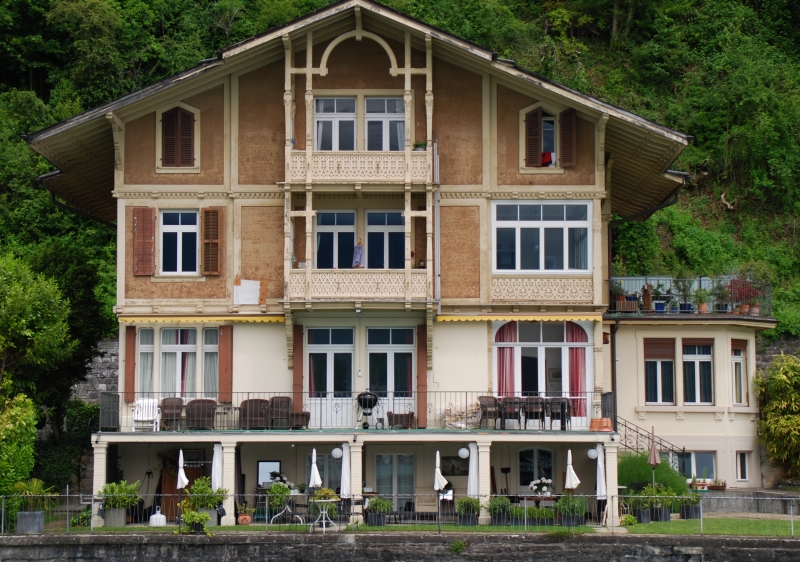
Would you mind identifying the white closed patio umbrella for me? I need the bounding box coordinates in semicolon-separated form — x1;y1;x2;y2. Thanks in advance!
340;442;351;498
309;448;323;489
466;443;479;497
595;444;606;500
564;449;581;491
177;449;190;490
211;444;223;492
434;451;449;534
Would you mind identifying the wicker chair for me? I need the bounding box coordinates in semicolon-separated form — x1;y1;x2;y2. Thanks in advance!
185;399;217;430
239;398;270;430
387;411;415;429
523;396;545;430
269;396;292;429
478;396;500;429
547;397;572;430
160;397;184;430
499;397;525;430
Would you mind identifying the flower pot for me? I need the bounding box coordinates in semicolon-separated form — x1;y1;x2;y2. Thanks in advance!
718;303;729;313
680;505;701;519
16;511;45;534
740;304;750;315
655;302;666;313
634;509;651;524
560;514;583;527
458;514;477;526
670;307;679;314
680;303;693;313
651;507;671;522
626;295;637;302
104;507;127;527
366;513;386;527
200;508;217;527
237;513;252;525
491;513;509;526
697;302;709;314
749;304;761;316
708;485;726;491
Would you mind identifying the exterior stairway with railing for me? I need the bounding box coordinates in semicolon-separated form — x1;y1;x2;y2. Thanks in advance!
616;416;685;472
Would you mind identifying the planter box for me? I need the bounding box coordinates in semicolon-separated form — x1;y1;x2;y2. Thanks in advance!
200;508;217;527
366;513;386;527
589;418;613;432
561;514;583;527
634;509;651;524
191;522;204;534
104;507;126;527
651;507;671;522
491;514;509;526
17;511;45;534
708;485;726;491
680;505;701;519
458;514;477;526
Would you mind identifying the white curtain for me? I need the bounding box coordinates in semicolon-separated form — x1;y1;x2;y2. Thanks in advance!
340;442;351;498
138;352;154;397
183;352;197;398
161;352;176;396
212;444;223;492
204;351;219;399
467;442;479;497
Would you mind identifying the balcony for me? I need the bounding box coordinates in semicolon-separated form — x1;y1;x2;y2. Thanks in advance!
99;390;610;433
289;151;428;183
287;269;429;301
608;276;772;317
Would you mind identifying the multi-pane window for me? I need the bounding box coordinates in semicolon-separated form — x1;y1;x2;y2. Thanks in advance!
493;202;590;272
518;448;553;493
203;328;219;400
161;211;198;274
366;212;405;269
644;338;675;405
314;98;356;151
678;451;715;479
160;328;197;397
683;344;713;404
138;329;155;396
368;328;414;397
315;212;356;269
307;453;342;489
307;328;354;398
736;452;748;481
365;98;404;151
541;111;556;166
732;343;747;405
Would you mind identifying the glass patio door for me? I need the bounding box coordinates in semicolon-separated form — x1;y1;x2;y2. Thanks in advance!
375;454;414;510
367;328;415;418
307;328;354;428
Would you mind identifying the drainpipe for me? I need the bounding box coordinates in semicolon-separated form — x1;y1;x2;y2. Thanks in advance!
435;187;441;315
610;320;620;431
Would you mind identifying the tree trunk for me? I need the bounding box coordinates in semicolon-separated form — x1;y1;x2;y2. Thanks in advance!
624;0;636;37
612;0;620;38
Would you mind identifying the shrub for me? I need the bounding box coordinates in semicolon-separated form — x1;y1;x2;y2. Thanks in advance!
554;494;587;516
617;453;688;495
620;514;637;526
309;487;340;516
14;478;57;511
70;507;92;527
456;496;481;515
101;480;141;509
188;476;227;509
267;482;291;511
485;495;511;516
364;496;393;514
450;539;468;554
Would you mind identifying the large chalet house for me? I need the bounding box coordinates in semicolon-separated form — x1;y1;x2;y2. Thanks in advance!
26;0;775;526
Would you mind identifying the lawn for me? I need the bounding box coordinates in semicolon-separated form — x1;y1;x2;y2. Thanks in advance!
624;518;798;537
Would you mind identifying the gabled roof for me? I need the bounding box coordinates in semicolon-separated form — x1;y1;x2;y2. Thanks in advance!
25;0;688;223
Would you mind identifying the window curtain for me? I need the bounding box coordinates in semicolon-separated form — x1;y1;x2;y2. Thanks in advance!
138;352;154;397
566;322;587;416
204;351;219;399
161;352;177;396
309;354;316;396
182;352;197;398
405;353;412;397
495;322;517;397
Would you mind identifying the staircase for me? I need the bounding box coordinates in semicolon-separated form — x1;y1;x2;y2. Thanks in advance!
616;416;685;472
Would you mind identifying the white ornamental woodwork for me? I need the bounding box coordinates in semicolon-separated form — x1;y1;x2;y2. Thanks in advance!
490;277;594;302
289;152;426;183
287;270;427;300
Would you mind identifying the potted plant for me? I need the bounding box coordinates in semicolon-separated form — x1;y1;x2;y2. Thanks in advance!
456;496;481;526
556;493;586;527
611;282;626;309
485;495;511;526
237;502;255;525
267;482;291;518
101;480;141;527
364;496;392;527
667;298;679;314
14;478;57;533
413;140;427;151
679;493;701;519
673;275;695;313
528;477;552;496
631;491;653;523
297;483;307;494
693;288;711;314
710;281;730;312
180;499;210;534
508;506;525;526
309;487;340;528
708;478;727;491
646;484;673;522
188;476;228;527
653;282;668;313
537;506;555;526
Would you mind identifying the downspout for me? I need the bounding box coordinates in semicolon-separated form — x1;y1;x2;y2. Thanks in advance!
610;320;620;431
435;187;441;314
34;171;115;228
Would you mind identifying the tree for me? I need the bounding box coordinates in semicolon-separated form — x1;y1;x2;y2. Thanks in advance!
0;389;38;493
756;353;800;478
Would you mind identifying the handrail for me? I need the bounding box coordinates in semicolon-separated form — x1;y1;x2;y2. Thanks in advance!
616;416;685;472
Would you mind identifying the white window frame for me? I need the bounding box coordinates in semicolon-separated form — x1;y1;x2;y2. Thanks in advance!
138;328;155;396
364;97;405;151
366;328;416;398
374;453;415;509
732;348;747;405
681;451;715;480
202;328;219;400
314;97;357;151
736;451;749;481
314;211;357;269
517;447;554;494
365;210;405;270
518;102;566;174
306;328;355;398
491;201;592;274
159;210;199;275
155;102;201;173
645;359;676;405
159;328;198;398
683;345;714;405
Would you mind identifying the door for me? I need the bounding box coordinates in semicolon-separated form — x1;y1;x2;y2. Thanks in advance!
375;454;415;510
367;328;415;418
307;328;354;428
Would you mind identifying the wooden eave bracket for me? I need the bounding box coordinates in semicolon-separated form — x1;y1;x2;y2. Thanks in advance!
105;111;124;171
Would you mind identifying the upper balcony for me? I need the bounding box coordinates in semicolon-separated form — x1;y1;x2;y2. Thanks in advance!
607;276;773;318
287;269;428;301
289;151;430;184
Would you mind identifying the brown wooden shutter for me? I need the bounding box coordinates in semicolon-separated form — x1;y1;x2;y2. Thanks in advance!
125;326;136;403
162;108;177;167
732;339;748;351
218;325;233;403
559;108;577;167
416;324;427;428
683;338;714;347
643;338;675;359
525;108;542;167
132;207;156;276
178;108;194;167
201;208;221;275
292;324;304;412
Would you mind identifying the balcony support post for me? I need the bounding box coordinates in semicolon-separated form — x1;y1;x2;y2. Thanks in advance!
477;440;492;524
405;188;411;302
220;441;238;525
349;441;364;524
305;189;313;301
426;189;433;299
283;189;292;300
604;442;620;527
91;440;108;527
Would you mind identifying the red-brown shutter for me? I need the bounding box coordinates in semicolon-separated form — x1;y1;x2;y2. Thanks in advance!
201;208;221;275
162;108;177;167
525;107;542;167
683;338;714;347
643;338;675;359
218;325;233;403
559;108;577;167
731;339;748;351
125;326;136;403
178;108;194;167
416;324;427;429
132;207;156;276
292;324;304;412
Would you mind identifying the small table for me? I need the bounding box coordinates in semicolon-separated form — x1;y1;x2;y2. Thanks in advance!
270;495;304;525
309;499;338;534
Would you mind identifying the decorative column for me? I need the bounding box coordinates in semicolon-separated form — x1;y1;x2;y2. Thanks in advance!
91;441;108;527
604;441;620;527
477;441;491;524
220;441;237;525
593;321;605;420
350;441;364;524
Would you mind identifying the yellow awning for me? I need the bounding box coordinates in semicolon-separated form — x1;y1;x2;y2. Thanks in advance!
437;314;602;322
118;315;285;323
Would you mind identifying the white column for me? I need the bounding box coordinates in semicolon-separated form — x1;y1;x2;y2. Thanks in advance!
604;441;620;527
350;441;364;523
477;441;491;524
91;441;108;527
220;441;237;525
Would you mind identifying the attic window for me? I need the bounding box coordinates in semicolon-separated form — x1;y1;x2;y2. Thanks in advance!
519;105;576;173
156;103;201;173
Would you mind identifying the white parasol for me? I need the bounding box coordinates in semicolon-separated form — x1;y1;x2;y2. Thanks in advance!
177;449;190;489
340;442;351;498
564;449;581;490
211;444;223;492
434;450;449;491
595;444;606;500
466;443;478;497
309;448;323;488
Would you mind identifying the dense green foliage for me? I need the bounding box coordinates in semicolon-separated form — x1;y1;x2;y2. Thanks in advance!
0;390;38;494
756;354;800;478
617;452;689;494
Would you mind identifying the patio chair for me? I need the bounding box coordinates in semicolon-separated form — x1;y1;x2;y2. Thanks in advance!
522;396;545;430
478;396;500;429
547;397;572;430
387;411;415;429
132;398;160;431
160;397;184;430
185;399;217;430
239;398;270;429
499;397;525;430
270;396;292;429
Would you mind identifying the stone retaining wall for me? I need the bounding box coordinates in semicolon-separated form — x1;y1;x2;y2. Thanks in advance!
1;533;800;561
72;337;119;404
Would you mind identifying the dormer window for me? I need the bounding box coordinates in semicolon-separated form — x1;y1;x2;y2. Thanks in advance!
156;102;201;173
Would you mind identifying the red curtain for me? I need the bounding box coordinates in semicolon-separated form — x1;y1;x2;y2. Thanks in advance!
496;322;517;397
405;353;413;397
566;322;587;416
308;355;315;395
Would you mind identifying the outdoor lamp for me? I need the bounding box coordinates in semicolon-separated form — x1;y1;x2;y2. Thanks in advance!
332;447;343;459
587;447;598;460
458;447;470;459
